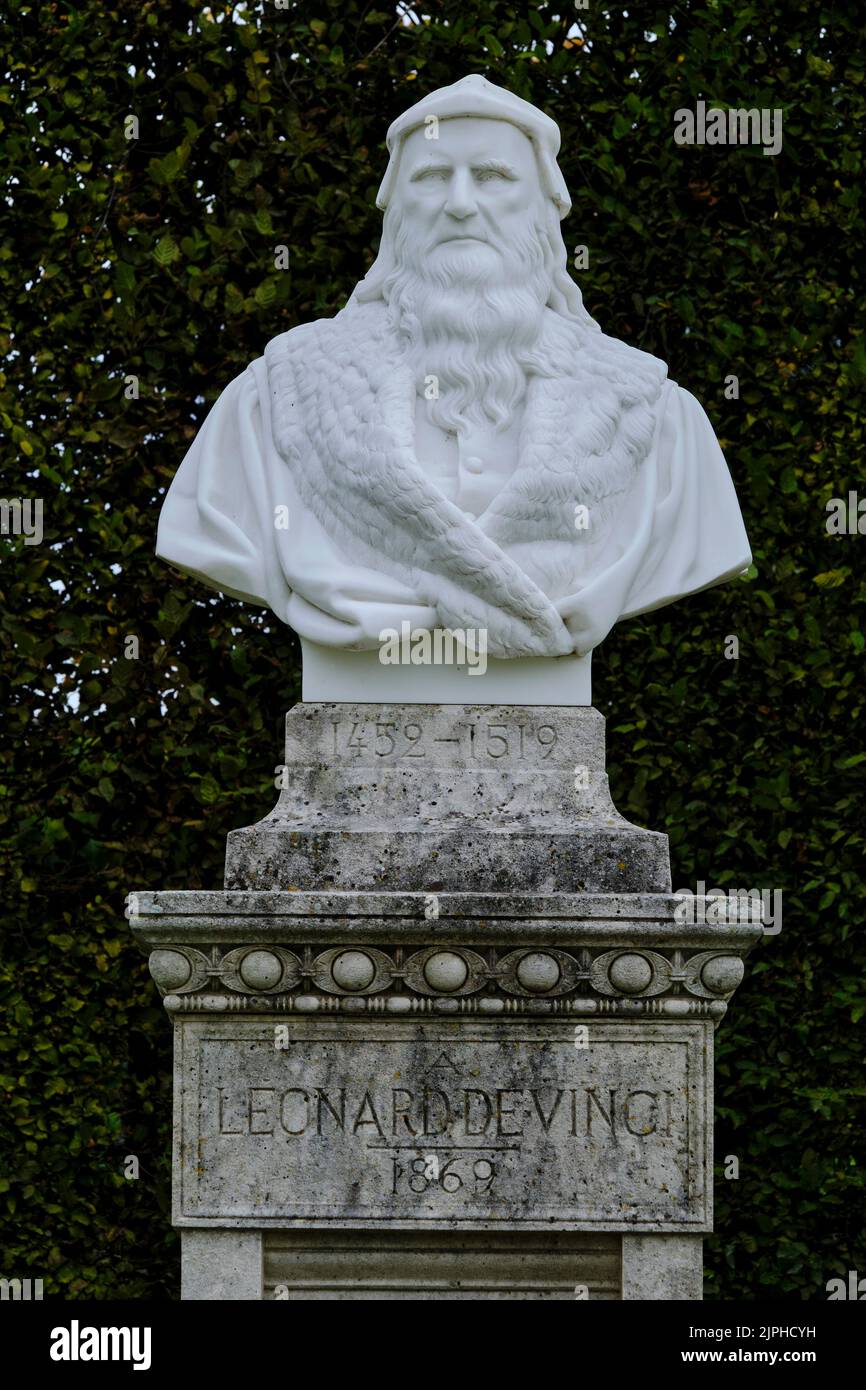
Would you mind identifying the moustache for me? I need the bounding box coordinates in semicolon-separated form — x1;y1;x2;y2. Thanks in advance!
429;231;503;254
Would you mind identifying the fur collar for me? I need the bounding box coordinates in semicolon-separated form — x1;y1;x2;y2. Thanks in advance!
266;301;667;658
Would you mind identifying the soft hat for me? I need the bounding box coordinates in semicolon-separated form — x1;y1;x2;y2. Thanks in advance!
375;73;572;218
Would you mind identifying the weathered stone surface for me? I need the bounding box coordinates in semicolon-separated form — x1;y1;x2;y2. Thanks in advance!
224;704;671;894
180;1230;262;1301
129;887;763;943
128;886;762;1027
621;1233;704;1301
174;1018;711;1232
261;1229;621;1301
130;700;765;1299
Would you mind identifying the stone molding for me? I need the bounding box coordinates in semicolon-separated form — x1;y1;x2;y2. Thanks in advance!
129;890;761;1024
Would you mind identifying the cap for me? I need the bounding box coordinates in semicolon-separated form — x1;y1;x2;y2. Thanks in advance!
375;74;571;218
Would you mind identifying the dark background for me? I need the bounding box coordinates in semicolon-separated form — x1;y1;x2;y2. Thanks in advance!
1;0;863;1299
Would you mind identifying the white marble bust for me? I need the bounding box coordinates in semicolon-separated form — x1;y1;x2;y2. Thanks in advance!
157;75;751;703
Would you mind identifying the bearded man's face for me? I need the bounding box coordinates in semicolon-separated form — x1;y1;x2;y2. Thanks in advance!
384;117;554;432
394;116;543;282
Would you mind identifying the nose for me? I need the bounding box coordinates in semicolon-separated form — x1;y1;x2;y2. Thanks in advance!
443;166;478;220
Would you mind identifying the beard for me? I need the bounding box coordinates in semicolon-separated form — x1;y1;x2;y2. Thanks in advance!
382;213;555;433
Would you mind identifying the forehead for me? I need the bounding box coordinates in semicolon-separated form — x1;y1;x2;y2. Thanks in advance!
399;116;538;174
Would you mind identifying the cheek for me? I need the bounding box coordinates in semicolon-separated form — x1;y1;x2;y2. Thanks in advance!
477;188;533;225
498;187;535;214
400;190;441;218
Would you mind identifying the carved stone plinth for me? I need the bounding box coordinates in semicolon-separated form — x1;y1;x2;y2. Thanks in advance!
224;704;670;894
128;705;761;1300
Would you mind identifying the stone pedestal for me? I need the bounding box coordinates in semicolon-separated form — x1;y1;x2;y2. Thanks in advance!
128;704;761;1300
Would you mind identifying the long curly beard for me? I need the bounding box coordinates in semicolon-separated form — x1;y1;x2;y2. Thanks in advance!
382;211;555;434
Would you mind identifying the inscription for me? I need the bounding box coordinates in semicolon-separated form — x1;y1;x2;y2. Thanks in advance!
215;1083;675;1141
392;1155;497;1197
177;1021;710;1230
329;717;558;761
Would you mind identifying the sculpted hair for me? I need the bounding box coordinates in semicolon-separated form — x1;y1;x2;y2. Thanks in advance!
382;208;553;432
326;137;668;600
351;186;599;331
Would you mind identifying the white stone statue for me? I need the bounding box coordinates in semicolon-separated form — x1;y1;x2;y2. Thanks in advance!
157;74;751;703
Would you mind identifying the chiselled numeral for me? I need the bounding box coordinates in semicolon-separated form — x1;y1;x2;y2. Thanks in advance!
537;725;557;758
390;1152;498;1197
348;722;367;756
486;724;508;758
403;722;425;757
328;719;556;760
375;722;396;756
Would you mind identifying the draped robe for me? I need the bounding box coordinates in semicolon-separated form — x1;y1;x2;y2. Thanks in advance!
156;300;751;660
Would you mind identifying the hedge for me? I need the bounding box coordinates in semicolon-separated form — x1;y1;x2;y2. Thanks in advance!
0;0;863;1299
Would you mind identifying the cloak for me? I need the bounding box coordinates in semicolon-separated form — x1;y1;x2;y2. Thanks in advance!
156;301;751;659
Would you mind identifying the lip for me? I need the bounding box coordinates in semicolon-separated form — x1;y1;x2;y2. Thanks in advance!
437;234;486;245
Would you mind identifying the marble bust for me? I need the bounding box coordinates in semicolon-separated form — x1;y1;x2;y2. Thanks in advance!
156;74;751;703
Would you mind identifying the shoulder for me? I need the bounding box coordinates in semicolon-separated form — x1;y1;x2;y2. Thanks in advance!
661;382;722;435
191;361;261;427
263;316;331;364
594;330;668;399
264;302;386;359
542;310;668;405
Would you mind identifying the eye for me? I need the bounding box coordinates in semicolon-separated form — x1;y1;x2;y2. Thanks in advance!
474;169;508;183
413;167;450;182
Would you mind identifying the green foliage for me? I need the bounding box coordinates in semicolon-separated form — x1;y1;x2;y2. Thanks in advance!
0;0;863;1300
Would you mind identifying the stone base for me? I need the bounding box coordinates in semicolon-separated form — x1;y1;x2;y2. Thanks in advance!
224;704;671;894
128;885;760;1299
180;1229;702;1301
128;702;763;1301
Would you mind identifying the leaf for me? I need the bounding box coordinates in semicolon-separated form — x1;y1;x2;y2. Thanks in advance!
153;236;180;266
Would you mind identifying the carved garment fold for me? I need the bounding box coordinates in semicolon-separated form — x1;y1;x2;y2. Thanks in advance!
265;301;668;659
